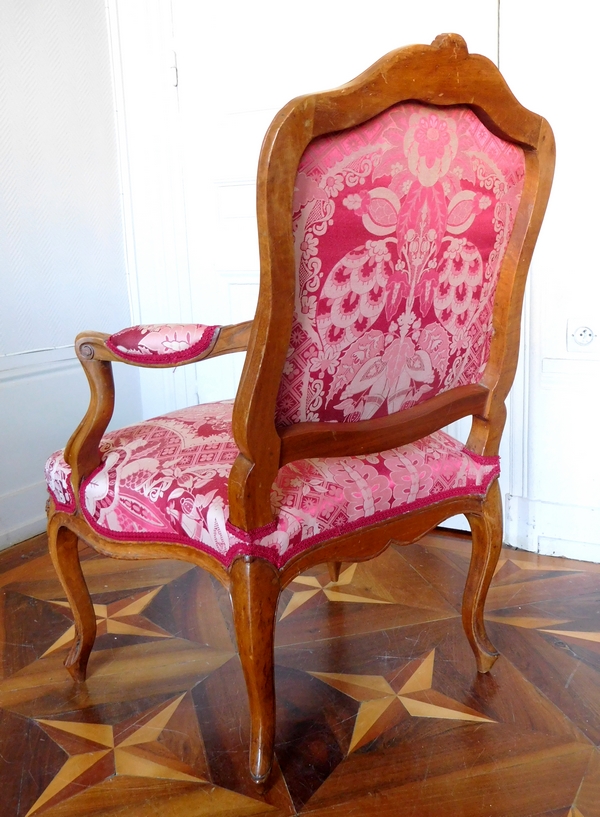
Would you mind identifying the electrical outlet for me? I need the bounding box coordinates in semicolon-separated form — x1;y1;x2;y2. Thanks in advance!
567;318;598;353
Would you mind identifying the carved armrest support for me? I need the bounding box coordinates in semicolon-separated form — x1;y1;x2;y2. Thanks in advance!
63;321;253;493
63;351;114;493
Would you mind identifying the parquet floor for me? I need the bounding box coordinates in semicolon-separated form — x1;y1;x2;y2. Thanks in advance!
1;531;599;817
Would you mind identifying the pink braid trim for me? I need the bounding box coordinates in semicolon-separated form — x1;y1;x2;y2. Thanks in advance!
464;450;498;465
47;489;76;514
106;325;220;365
225;519;278;543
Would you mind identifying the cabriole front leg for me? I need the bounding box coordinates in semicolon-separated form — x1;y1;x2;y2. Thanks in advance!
229;556;281;785
47;517;97;682
464;479;503;673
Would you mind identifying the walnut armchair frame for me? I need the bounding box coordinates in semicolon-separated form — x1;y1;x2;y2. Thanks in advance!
47;34;554;786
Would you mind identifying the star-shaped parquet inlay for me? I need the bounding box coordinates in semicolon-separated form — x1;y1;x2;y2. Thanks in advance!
280;563;392;620
487;613;600;646
493;557;585;575
26;693;204;816
539;628;600;644
310;649;494;753
42;587;171;656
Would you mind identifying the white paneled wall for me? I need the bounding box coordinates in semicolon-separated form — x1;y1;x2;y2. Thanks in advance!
499;1;600;561
0;1;141;548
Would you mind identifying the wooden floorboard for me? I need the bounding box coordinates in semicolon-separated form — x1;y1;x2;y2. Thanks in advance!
1;532;599;816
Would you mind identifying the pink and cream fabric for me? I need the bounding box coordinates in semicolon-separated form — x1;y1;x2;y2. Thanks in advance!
45;402;499;569
275;103;525;425
106;324;220;365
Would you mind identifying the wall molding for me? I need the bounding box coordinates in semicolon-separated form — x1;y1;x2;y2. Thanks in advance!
0;345;76;378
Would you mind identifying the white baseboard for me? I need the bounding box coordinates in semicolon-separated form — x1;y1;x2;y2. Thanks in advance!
0;517;46;551
439;514;470;532
506;494;600;563
0;481;47;550
0;481;48;550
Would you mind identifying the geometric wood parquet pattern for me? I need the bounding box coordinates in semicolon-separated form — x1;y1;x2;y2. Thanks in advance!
1;531;599;817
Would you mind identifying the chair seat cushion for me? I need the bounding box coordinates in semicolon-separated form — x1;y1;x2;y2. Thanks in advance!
45;402;499;568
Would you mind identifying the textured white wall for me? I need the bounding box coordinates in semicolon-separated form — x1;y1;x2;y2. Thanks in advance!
0;0;141;548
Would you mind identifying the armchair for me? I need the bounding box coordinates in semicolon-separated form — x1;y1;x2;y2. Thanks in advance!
45;34;554;786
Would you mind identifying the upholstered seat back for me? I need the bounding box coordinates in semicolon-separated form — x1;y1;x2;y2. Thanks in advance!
275;103;525;426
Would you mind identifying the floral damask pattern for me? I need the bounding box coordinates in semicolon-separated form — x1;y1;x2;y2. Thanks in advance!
106;324;220;365
275;103;525;425
46;402;499;568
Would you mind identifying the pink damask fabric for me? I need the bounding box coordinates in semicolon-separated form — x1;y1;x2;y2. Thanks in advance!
275;103;525;425
106;324;220;365
45;402;499;568
45;455;76;514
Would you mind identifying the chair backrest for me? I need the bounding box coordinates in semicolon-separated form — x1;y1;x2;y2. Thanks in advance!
275;102;526;426
228;34;555;533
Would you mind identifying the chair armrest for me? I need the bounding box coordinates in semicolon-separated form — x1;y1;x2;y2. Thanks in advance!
75;320;252;368
63;320;253;493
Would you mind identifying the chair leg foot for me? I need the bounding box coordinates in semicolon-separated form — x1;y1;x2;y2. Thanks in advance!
327;561;342;583
47;519;96;682
464;479;502;674
230;556;280;785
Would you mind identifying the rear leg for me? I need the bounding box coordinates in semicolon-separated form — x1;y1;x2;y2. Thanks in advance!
464;479;503;673
327;561;342;583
